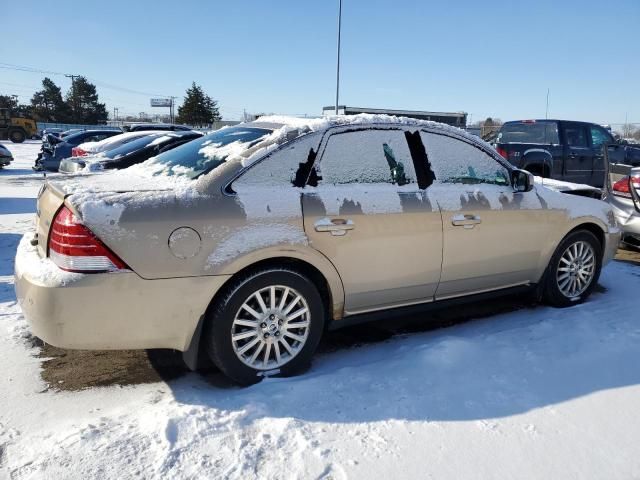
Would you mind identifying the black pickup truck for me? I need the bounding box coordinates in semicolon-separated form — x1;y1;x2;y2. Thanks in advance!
494;120;640;188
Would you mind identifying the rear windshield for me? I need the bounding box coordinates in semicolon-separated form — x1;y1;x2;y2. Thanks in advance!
144;126;272;179
102;134;165;159
497;122;560;145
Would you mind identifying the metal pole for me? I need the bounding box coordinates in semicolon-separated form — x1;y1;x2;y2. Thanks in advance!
545;88;550;119
335;0;342;115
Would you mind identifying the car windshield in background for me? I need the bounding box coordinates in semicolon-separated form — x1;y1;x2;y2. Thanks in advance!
498;121;560;144
102;134;163;159
146;127;272;179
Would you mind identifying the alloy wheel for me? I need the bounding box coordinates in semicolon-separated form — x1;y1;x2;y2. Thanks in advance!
231;285;311;370
556;240;596;298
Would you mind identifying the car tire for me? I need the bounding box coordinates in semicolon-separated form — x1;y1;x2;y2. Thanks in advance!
542;230;602;307
9;129;26;143
205;268;325;386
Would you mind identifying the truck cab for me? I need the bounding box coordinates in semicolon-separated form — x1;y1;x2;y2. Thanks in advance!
495;120;625;188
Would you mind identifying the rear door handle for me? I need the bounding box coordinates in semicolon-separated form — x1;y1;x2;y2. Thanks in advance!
314;218;355;236
451;214;481;229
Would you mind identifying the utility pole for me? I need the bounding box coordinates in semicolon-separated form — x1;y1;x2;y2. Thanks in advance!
169;96;177;124
545;88;550;119
335;0;342;115
113;107;119;125
65;74;80;124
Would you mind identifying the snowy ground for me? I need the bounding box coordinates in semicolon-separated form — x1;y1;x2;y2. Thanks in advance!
1;140;640;479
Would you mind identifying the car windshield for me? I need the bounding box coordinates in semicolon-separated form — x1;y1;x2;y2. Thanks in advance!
102;134;165;159
144;126;272;179
497;121;560;144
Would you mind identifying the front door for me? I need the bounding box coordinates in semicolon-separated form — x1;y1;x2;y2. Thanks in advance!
419;131;549;299
302;127;443;315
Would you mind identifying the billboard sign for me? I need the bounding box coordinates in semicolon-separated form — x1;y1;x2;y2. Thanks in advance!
150;98;172;107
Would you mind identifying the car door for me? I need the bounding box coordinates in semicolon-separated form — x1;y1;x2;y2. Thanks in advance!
588;124;616;187
420;131;549;299
562;122;593;184
302;127;443;315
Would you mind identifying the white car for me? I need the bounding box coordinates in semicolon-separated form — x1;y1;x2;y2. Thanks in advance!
73;131;162;157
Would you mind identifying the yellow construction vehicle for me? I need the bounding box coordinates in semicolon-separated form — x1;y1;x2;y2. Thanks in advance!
0;108;38;143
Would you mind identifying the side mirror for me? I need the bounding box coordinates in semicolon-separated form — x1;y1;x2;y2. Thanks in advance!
512;169;534;193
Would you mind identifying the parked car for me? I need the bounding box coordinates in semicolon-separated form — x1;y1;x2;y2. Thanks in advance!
15;115;620;385
607;152;640;247
494;120;630;188
34;130;121;171
122;123;193;133
71;130;172;157
0;143;13;168
59;131;203;173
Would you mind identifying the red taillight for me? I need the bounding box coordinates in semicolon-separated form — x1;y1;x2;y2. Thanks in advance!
496;147;509;160
612;175;640;198
72;147;88;157
48;206;129;273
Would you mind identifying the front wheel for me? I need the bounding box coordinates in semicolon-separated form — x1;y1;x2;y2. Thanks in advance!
205;268;325;385
542;230;602;307
9;129;26;143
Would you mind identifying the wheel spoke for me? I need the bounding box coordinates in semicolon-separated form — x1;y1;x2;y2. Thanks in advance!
254;291;268;313
241;304;262;320
263;341;272;367
283;295;302;315
270;286;276;309
238;336;261;355
278;287;290;310
287;307;308;322
249;341;265;365
234;319;259;328
287;321;309;329
232;330;258;342
284;331;305;343
280;338;294;355
274;341;281;364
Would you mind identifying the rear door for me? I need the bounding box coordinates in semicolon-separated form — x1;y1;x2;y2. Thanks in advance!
562;122;593;184
588;124;617;188
302;127;443;315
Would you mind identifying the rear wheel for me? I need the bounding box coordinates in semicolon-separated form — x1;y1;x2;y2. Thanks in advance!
542;230;602;307
205;268;325;385
9;129;26;143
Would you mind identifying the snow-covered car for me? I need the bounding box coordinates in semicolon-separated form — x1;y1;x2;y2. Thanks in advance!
58;131;203;174
15;115;621;385
0;143;13;167
72;131;167;157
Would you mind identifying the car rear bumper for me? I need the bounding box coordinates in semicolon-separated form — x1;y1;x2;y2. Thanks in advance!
14;233;230;351
609;196;640;243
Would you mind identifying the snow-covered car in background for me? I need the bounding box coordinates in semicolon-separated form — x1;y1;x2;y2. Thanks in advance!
15;115;621;385
59;131;203;173
71;130;163;157
0;143;13;167
34;130;121;171
607;165;640;247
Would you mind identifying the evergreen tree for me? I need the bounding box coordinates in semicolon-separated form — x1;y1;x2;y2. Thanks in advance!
176;82;221;127
65;76;108;124
30;77;70;122
0;94;32;117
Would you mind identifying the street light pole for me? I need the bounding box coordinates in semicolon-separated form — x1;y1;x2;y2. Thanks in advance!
335;0;342;115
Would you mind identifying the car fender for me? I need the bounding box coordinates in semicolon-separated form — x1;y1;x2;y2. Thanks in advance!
522;148;553;175
214;244;346;321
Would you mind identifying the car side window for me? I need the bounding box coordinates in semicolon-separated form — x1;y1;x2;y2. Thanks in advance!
420;132;509;186
590;126;613;149
232;133;321;189
564;125;588;147
316;129;417;186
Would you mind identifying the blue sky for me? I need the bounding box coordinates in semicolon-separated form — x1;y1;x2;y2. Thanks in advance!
3;0;639;126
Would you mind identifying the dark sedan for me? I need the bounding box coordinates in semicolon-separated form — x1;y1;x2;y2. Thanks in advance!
34;129;121;172
58;131;203;173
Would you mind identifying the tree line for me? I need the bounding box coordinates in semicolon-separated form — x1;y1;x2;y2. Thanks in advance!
0;78;221;127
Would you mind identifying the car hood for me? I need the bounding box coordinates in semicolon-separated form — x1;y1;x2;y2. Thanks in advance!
534;177;602;198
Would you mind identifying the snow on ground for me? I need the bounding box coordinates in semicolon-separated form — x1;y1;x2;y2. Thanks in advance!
1;140;640;479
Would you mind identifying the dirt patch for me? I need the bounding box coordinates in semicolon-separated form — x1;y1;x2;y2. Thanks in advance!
39;345;188;391
616;244;640;266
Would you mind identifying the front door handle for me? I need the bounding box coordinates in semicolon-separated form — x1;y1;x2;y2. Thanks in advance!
314;218;355;236
451;214;481;229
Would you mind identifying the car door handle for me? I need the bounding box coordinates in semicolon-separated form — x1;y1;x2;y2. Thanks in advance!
314;218;355;236
451;214;482;228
